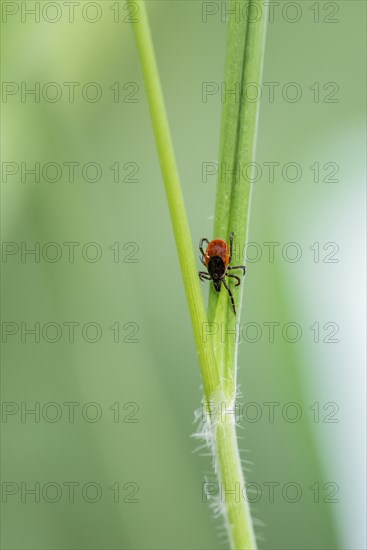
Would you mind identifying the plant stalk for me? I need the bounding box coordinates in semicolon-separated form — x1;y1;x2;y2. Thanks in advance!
132;2;268;548
132;0;220;402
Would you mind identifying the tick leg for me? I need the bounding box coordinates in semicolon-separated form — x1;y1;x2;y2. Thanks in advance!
229;232;234;263
199;271;211;282
222;279;237;315
199;238;209;258
228;265;246;276
226;273;241;287
199;255;206;267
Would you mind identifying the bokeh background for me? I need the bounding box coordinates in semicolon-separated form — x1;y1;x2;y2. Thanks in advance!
1;1;366;549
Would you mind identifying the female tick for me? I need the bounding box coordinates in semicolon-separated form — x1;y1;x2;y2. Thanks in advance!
199;232;246;315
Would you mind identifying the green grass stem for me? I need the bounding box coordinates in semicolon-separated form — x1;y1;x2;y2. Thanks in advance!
132;1;220;402
132;2;268;547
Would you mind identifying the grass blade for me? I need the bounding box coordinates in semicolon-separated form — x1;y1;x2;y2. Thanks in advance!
132;2;268;548
131;1;221;401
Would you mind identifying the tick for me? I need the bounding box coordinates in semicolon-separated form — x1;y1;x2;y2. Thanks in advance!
199;232;246;315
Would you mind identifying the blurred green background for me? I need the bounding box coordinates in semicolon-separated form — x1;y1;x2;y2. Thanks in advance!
1;1;366;549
